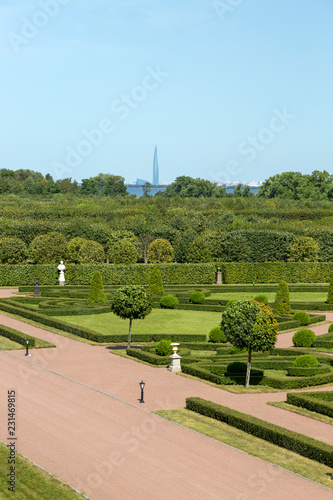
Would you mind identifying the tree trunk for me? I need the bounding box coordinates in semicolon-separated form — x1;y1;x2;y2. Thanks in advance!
128;318;132;348
245;347;252;388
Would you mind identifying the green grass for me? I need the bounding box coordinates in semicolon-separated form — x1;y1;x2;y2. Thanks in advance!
268;401;333;425
207;291;329;302
59;309;222;337
0;441;85;499
0;336;55;350
155;408;333;489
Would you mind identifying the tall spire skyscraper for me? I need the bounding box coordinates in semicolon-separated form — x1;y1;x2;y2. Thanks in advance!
153;146;159;186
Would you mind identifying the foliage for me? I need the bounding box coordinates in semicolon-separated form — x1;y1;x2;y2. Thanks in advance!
77;240;105;264
208;327;226;343
288;236;319;262
287;392;333;419
87;271;107;305
80;173;127;196
148;238;174;263
155;339;173;356
273;281;290;314
29;232;68;264
67;237;87;263
160;295;178;309
293;355;319;367
186;236;212;263
329;323;333;333
112;239;138;264
0;237;28;264
226;361;247;374
0;324;35;348
292;329;316;347
105;230;137;262
253;294;268;304
147;267;164;296
162;176;226;198
292;312;310;325
327;278;333;304
221;300;278;387
111;285;153;347
189;291;205;304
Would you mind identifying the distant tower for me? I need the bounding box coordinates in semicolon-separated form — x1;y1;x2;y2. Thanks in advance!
153;146;159;185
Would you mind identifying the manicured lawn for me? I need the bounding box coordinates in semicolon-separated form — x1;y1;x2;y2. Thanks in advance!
0;441;85;499
155;409;333;489
61;309;222;337
207;292;328;302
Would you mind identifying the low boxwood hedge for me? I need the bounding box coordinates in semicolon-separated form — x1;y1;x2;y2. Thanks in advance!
286;366;331;377
0;324;36;348
126;348;170;365
185;397;333;467
287;392;333;418
262;371;333;389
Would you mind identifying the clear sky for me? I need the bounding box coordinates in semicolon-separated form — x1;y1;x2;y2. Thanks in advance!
2;0;333;185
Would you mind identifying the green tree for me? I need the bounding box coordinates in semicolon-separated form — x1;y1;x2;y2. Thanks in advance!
29;232;68;264
148;238;174;263
142;182;153;197
112;239;138;264
288;236;319;262
147;268;164;296
77;240;105;264
0;237;28;264
87;271;107;305
111;285;153;347
186;236;212;263
68;237;87;263
273;281;291;314
80;173;127;197
221;300;278;388
105;230;137;263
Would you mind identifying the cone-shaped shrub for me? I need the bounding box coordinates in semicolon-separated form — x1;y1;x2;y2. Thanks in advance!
147;268;164;296
273;281;290;315
87;271;107;305
327;278;333;304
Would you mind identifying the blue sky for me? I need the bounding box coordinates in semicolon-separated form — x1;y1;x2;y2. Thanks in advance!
2;0;333;184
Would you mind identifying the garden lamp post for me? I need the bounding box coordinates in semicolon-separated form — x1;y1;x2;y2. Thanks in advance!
25;338;30;357
139;380;145;403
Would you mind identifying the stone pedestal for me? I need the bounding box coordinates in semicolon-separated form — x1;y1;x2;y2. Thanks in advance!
57;261;66;286
34;277;40;297
216;265;222;285
168;343;182;372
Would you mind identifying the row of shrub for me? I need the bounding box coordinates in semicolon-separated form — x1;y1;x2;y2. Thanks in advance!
4;262;333;285
287;392;333;418
0;324;36;348
185;397;333;467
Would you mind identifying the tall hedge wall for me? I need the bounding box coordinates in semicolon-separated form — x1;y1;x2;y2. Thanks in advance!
1;262;333;286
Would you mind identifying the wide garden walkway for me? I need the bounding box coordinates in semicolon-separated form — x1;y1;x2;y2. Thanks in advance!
0;289;332;499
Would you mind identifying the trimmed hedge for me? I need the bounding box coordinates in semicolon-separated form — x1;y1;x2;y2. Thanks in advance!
287;392;333;418
262;371;333;389
0;324;36;348
286;366;331;377
185;397;333;467
126;348;170;365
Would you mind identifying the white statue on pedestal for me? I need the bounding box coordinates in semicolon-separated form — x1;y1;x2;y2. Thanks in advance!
58;260;66;286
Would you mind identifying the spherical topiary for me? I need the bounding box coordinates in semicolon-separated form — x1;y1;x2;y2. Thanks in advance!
156;339;173;356
208;327;226;343
273;281;291;315
189;291;205;304
226;299;237;308
292;329;316;347
253;295;268;304
328;323;333;333
226;361;247;374
293;355;319;367
292;311;311;326
160;295;178;309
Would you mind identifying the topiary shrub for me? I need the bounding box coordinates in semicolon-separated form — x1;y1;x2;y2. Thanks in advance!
156;339;173;356
328;323;333;333
189;291;205;304
326;278;333;304
208;327;226;343
226;361;247;375
293;355;319;367
292;311;311;326
273;281;291;315
160;295;178;309
148;268;164;296
0;237;28;264
226;299;237;307
253;294;268;304
292;329;316;347
87;271;107;305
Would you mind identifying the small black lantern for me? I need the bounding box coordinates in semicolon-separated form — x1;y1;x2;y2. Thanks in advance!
139;380;145;403
25;338;30;357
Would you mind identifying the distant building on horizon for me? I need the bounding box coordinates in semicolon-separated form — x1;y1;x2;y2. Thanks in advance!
136;178;149;185
153;146;159;186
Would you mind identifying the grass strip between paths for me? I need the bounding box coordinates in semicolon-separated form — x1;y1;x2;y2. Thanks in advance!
155;408;333;489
